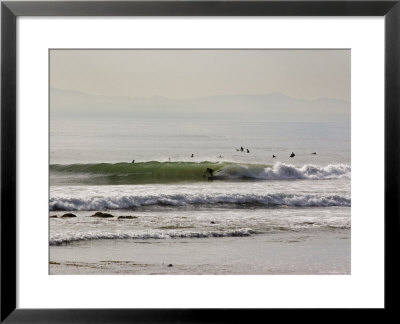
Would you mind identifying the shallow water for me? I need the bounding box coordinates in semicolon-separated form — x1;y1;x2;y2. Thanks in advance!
50;230;351;275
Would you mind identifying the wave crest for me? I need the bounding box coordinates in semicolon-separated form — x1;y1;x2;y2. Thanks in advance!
50;162;350;185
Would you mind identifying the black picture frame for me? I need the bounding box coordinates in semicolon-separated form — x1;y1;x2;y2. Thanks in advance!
1;0;399;322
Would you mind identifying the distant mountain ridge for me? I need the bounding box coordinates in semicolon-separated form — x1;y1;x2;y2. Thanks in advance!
50;87;350;121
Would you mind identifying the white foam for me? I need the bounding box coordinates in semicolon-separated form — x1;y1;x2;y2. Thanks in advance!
216;163;351;180
49;192;350;211
49;228;255;245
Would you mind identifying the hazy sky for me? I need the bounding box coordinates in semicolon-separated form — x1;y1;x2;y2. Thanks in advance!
50;49;350;101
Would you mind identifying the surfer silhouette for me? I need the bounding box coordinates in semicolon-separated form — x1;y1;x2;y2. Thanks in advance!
206;168;214;177
132;160;135;163
246;149;250;153
191;154;194;158
240;146;244;152
273;155;276;158
290;152;295;158
311;152;317;155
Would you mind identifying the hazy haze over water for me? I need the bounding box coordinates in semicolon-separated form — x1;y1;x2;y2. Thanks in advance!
50;49;350;100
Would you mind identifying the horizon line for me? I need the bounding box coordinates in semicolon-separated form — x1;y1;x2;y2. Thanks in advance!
50;86;350;103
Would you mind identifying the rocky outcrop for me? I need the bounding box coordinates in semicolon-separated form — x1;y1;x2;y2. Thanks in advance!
61;213;76;218
90;212;114;218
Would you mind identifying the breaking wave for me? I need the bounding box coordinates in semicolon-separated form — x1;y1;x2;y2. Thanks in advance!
50;161;350;185
49;228;256;245
214;162;350;180
49;192;351;211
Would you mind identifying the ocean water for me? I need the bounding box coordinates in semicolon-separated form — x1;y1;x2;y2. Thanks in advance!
50;118;350;165
49;118;351;274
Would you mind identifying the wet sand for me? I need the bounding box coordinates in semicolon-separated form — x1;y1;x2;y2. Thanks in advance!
50;229;350;275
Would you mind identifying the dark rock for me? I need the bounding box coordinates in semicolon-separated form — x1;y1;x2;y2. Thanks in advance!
118;216;138;219
90;212;114;218
168;264;173;267
61;213;76;218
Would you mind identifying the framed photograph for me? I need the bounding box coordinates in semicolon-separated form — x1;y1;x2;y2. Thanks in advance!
1;0;399;321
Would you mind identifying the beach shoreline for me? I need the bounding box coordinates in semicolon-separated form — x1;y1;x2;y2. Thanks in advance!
50;228;350;275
